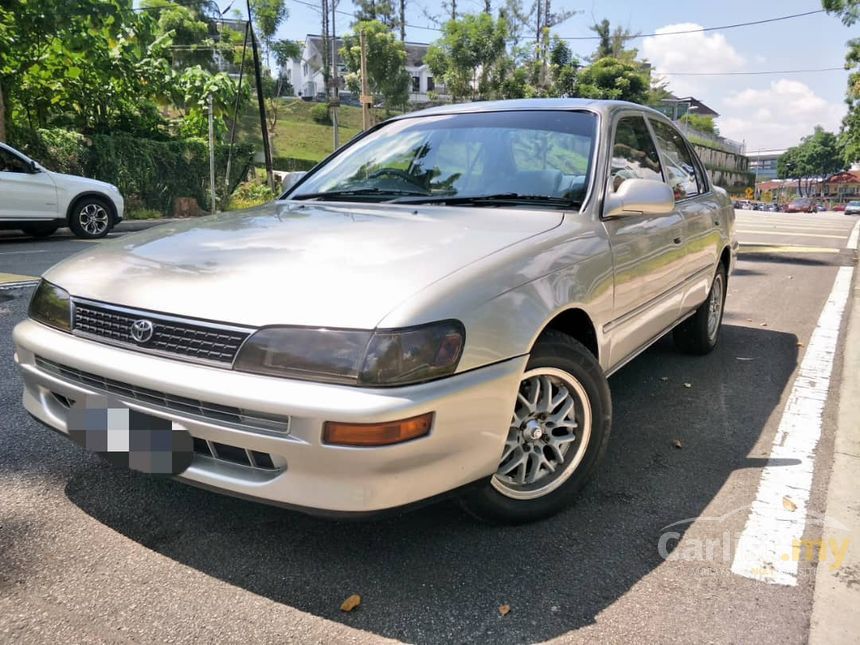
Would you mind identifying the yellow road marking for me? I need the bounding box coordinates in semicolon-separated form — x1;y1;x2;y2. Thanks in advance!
739;244;840;254
738;230;847;239
0;272;38;284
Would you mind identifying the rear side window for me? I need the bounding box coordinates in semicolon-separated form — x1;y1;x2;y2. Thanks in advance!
609;116;663;192
650;120;701;199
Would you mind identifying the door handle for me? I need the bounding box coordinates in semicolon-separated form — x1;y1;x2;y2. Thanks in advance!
673;237;683;245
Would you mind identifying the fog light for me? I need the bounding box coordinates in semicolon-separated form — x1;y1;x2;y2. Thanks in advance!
323;412;434;446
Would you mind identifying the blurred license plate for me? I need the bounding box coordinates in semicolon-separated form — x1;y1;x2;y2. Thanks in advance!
67;394;193;475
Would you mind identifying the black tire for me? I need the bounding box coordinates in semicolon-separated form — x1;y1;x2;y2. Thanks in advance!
459;331;612;524
673;264;727;355
68;196;113;239
21;223;59;238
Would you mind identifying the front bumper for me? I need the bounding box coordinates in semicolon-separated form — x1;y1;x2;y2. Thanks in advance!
13;320;526;514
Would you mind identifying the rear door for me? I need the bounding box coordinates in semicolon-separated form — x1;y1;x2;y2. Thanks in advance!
0;145;58;221
648;118;723;313
602;113;688;367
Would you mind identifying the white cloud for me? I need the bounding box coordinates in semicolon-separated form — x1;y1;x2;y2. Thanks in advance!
642;23;745;97
719;79;846;150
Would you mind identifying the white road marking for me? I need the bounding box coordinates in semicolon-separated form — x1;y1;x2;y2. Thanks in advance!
0;250;47;256
848;220;860;250
731;265;855;586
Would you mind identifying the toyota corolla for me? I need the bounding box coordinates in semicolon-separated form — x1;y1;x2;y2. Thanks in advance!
14;99;735;523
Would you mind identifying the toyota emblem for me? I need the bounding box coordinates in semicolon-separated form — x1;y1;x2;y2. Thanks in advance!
130;319;155;344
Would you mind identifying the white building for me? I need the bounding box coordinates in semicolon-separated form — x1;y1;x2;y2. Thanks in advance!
280;35;445;104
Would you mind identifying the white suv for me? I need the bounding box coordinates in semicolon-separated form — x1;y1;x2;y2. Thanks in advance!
0;142;124;239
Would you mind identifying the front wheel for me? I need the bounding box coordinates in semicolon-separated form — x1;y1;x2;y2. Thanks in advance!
673;265;727;355
459;331;612;524
68;197;112;239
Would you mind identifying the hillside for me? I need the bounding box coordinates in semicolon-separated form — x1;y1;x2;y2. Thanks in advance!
235;98;365;165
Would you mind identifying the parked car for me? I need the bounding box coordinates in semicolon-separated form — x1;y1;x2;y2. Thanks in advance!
845;200;860;215
833;203;846;211
14;99;736;523
0;142;123;239
784;198;817;213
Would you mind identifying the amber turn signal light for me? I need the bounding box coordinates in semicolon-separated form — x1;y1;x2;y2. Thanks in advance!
323;412;434;446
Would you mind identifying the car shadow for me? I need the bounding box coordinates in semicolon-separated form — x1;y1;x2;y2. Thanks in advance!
63;323;798;644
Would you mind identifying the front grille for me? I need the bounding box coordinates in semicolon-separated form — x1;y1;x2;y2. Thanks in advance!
36;357;290;435
72;300;251;365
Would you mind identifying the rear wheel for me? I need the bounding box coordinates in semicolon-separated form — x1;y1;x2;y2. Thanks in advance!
459;331;612;524
673;265;726;355
21;223;59;238
68;197;112;239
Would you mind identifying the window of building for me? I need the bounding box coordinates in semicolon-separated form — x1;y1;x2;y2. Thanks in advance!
650;119;701;199
427;76;435;92
609;116;663;192
411;76;420;93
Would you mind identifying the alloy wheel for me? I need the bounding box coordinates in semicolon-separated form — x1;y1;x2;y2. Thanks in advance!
79;203;110;236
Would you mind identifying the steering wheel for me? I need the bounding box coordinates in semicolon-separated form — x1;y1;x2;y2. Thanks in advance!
366;168;428;192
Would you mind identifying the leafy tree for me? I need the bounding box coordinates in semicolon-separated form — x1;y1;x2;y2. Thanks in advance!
680;113;719;135
0;0;174;139
340;20;410;109
589;18;638;62
249;0;288;64
171;66;249;138
142;0;213;69
425;13;509;101
573;57;649;104
354;0;399;30
271;39;302;69
822;0;860;164
777;126;843;196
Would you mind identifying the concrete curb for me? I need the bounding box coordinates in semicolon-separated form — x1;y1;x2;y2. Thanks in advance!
809;259;860;643
115;218;184;232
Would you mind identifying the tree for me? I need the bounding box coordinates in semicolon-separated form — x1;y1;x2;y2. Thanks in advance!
573;57;649;104
354;0;399;30
425;13;509;101
249;0;288;65
340;20;411;109
822;0;860;164
680;113;719;135
777;126;843;196
589;18;638;62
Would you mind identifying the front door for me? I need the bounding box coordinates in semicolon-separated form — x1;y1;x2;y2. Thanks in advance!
0;147;58;221
602;114;688;368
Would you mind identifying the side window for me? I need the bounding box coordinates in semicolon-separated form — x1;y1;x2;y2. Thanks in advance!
610;116;663;192
0;148;31;174
650;120;701;199
691;150;708;193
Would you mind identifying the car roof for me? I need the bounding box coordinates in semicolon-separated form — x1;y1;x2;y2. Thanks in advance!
389;98;667;121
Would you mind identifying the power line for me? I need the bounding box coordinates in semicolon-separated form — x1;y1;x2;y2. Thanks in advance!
659;66;845;76
552;9;826;41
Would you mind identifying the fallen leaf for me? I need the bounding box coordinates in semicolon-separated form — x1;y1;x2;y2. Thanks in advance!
499;604;511;616
340;594;361;612
683;382;692;388
782;496;797;512
673;439;683;449
760;322;768;327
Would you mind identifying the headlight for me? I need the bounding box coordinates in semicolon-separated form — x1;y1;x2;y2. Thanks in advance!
233;320;465;386
28;280;72;332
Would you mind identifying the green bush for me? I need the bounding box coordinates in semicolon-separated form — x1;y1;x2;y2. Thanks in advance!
226;178;279;210
10;128;255;214
310;103;332;125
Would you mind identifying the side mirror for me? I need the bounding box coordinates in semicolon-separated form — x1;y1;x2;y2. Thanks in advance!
281;171;307;193
604;178;675;218
28;160;40;173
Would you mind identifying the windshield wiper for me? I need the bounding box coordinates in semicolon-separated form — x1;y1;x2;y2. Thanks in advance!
291;187;429;201
388;193;575;207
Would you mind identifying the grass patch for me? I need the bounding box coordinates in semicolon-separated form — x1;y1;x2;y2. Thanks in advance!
126;207;164;220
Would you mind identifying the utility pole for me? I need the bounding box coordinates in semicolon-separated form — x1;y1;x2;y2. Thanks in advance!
330;0;340;150
208;94;217;213
224;21;250;197
247;0;274;190
360;30;371;131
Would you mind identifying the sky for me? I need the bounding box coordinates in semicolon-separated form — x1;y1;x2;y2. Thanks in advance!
218;0;855;152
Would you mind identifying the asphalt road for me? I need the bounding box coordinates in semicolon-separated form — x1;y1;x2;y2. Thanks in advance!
1;211;858;644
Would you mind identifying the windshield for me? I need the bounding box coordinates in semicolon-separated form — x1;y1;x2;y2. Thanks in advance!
289;110;597;208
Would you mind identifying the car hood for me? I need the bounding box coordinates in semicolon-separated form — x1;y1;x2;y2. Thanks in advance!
45;201;562;329
47;170;117;192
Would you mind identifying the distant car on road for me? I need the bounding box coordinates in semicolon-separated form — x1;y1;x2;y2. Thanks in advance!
784;198;817;213
833;203;846;211
844;200;860;215
0;142;123;239
14;99;736;523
